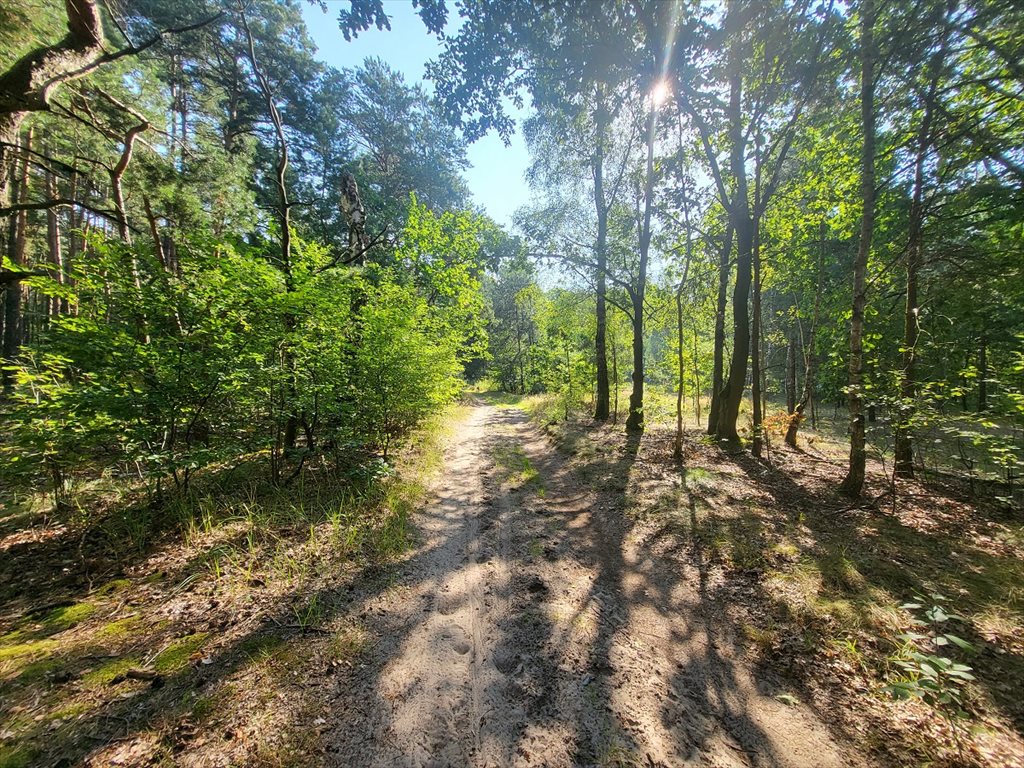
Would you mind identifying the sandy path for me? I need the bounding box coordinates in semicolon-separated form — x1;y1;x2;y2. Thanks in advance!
328;402;863;767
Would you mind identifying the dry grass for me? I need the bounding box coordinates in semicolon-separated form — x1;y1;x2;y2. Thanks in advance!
506;392;1024;768
0;406;461;767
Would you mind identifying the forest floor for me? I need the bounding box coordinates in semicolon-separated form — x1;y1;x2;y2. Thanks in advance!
1;397;1023;766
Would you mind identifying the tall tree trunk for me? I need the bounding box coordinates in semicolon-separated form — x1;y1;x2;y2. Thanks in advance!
675;187;695;460
2;129;30;393
626;104;656;434
514;302;525;393
110;119;148;244
242;11;297;455
593;95;610;420
109;115;150;341
63;167;78;315
143;194;166;268
715;24;753;450
674;286;685;462
611;329;619;423
977;332;987;412
707;222;733;435
751;223;764;457
786;330;798;415
692;320;702;426
45;170;64;319
840;0;876;498
717;214;753;449
894;21;946;479
785;225;824;448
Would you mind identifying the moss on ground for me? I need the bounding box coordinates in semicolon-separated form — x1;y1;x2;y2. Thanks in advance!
81;656;141;687
153;633;209;673
0;638;58;665
97;616;148;640
40;603;95;633
95;578;132;596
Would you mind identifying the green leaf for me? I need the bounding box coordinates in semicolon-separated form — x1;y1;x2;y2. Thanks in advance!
943;634;975;652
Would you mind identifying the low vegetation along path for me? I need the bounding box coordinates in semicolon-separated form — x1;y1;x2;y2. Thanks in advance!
329;400;862;767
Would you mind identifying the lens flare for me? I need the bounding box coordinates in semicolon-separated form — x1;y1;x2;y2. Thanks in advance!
650;80;671;106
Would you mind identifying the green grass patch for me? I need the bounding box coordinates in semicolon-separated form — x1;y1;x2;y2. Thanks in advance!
238;634;287;665
683;467;720;494
491;443;542;491
0;743;40;768
187;688;231;722
476;389;527;409
48;702;93;721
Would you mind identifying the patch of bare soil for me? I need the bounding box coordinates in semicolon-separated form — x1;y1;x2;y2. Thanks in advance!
326;402;863;767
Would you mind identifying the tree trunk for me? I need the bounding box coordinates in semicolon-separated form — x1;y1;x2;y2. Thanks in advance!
143;195;166;268
675;187;695;460
611;330;619;423
840;0;876;498
786;330;797;415
674;286;685;461
977;333;987;411
626;105;656;434
785;225;824;448
715;25;752;451
2;129;30;393
692;321;702;427
707;222;733;435
894;19;946;479
717;213;753;449
593;96;610;421
242;11;298;455
514;302;525;393
45;170;64;319
751;223;764;457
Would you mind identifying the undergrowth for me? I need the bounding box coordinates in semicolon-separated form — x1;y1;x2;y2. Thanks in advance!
0;404;462;767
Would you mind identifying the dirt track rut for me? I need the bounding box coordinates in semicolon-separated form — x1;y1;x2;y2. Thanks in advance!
328;402;862;767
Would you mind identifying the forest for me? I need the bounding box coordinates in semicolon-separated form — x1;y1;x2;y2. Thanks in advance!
0;0;1022;766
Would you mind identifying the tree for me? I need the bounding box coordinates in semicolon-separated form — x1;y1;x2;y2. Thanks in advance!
839;0;877;497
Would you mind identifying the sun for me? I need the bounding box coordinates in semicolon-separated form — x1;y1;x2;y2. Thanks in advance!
650;80;672;106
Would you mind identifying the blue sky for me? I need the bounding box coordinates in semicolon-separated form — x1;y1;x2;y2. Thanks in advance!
299;1;531;229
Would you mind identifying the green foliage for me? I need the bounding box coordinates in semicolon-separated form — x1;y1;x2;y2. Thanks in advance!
885;594;976;718
2;197;486;511
349;278;462;458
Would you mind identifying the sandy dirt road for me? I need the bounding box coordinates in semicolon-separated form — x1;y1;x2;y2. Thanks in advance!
327;401;864;767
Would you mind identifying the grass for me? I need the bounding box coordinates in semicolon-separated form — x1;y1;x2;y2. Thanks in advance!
491;443;543;492
0;744;39;768
328;622;368;664
0;402;465;767
499;385;1024;766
